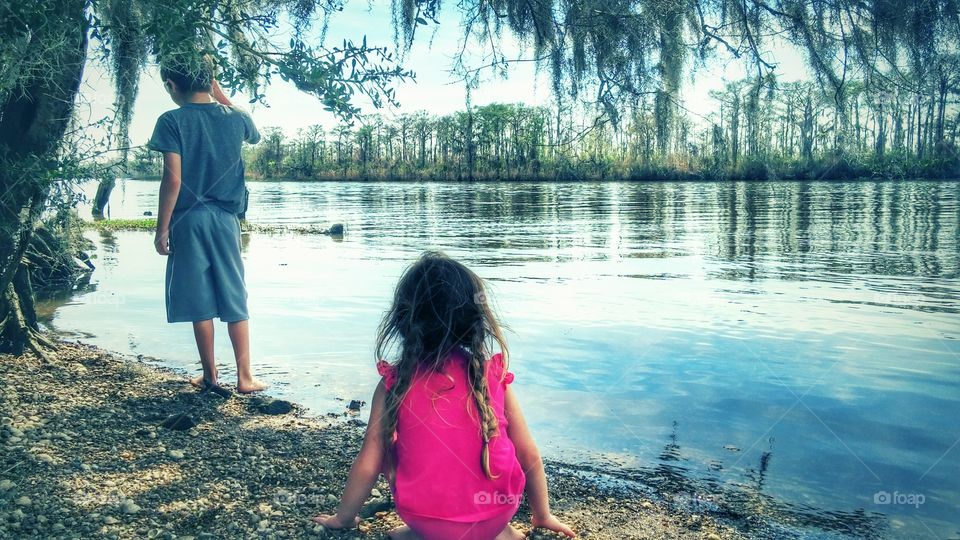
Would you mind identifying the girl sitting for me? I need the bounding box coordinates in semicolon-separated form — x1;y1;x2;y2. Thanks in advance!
313;251;575;539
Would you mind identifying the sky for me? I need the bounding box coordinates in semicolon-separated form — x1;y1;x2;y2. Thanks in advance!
75;1;813;147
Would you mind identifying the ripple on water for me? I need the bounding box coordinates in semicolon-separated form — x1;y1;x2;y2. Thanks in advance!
48;179;960;538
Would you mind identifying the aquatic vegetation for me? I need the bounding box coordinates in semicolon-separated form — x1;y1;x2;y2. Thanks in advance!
86;218;159;232
84;218;344;236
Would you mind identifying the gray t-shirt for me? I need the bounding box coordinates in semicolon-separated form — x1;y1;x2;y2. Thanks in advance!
148;102;260;214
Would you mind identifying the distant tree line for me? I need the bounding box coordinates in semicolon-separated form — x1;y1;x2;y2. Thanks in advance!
202;76;957;182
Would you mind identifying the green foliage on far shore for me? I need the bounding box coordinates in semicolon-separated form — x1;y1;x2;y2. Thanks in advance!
236;85;960;183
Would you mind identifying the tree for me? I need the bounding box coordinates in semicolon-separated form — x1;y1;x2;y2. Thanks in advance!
1;0;88;355
0;0;413;354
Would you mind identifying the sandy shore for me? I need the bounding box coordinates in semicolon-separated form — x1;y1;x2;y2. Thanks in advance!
0;341;742;539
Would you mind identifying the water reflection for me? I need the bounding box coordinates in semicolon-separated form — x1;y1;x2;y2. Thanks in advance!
93;180;960;282
563;422;887;538
62;179;960;538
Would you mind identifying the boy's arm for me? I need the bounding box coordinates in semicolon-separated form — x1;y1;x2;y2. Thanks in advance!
505;387;576;537
210;80;233;107
240;109;261;144
212;81;260;144
155;152;182;256
314;381;388;528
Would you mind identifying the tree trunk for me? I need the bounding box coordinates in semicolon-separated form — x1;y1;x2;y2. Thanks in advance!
875;101;886;157
892;97;904;151
731;93;741;165
801;93;814;162
951;110;960;146
466;107;476;182
0;265;56;357
906;102;914;153
0;0;88;355
92;177;117;218
935;73;948;152
915;94;924;158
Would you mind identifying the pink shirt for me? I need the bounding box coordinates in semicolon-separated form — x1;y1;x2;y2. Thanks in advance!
377;351;526;521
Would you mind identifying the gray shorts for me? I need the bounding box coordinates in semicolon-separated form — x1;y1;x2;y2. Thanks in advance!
165;206;248;323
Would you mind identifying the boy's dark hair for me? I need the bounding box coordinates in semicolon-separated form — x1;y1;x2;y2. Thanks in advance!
160;55;214;93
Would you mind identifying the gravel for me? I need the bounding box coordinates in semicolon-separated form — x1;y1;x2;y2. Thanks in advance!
0;341;741;539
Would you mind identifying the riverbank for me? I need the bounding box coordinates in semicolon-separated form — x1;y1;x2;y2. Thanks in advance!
0;341;742;539
119;170;960;183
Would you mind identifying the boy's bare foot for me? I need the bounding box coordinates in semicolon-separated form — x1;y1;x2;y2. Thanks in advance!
387;525;423;540
190;374;218;388
237;377;268;394
494;525;526;540
190;374;233;398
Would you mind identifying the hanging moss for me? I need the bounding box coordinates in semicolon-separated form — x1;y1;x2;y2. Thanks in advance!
102;0;149;164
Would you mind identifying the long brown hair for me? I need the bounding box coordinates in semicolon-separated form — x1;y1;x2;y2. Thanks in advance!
375;251;509;479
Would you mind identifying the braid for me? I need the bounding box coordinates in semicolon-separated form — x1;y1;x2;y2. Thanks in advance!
380;375;404;477
468;337;501;480
380;341;432;479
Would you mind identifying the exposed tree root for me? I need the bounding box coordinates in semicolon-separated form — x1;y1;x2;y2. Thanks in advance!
0;268;57;361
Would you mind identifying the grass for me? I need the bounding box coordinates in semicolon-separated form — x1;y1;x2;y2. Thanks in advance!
84;218;344;235
86;218;157;231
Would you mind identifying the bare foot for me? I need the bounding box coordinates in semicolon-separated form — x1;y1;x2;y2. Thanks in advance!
190;374;218;388
388;525;423;540
237;377;268;394
494;525;527;540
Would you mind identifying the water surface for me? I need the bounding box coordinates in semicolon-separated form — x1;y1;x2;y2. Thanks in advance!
45;179;960;538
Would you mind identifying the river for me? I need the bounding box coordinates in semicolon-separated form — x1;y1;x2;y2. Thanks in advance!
42;179;960;538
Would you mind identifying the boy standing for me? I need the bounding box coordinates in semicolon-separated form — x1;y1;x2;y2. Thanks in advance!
148;57;266;393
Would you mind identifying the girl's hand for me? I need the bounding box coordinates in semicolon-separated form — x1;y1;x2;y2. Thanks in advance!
311;513;360;529
532;513;576;537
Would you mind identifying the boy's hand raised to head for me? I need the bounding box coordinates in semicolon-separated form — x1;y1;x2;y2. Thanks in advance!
210;80;233;107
